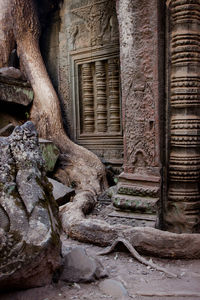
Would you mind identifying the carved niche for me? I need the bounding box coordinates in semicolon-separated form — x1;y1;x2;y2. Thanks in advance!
63;0;123;166
164;0;200;233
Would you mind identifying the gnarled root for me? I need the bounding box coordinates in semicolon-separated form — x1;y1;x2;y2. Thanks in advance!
60;191;200;259
98;238;178;278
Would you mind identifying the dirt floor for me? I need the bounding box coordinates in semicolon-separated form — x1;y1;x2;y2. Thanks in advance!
1;202;200;300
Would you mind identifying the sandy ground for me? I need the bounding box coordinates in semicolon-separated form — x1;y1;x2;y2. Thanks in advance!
1;233;200;300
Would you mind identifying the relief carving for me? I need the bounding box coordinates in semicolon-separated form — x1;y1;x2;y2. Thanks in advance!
71;0;119;47
112;0;161;217
164;0;200;233
67;0;122;164
125;83;156;172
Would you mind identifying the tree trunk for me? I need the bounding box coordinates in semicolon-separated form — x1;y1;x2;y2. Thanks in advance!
0;0;107;194
0;1;15;68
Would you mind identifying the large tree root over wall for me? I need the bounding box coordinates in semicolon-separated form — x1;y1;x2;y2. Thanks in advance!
0;0;108;195
60;191;200;260
1;0;200;263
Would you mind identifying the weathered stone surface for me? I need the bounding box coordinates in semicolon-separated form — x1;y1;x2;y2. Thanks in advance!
99;279;128;299
0;67;25;80
0;121;61;290
45;0;123;168
0;73;33;106
39;138;60;173
48;177;75;206
60;247;107;283
112;0;163;220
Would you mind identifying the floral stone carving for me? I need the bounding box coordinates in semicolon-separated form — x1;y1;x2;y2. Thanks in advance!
0;121;61;290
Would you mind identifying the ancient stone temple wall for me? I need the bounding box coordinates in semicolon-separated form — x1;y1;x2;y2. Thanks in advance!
113;0;164;223
57;0;123;166
164;0;200;233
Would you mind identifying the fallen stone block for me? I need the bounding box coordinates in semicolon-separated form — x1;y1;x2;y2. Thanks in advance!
60;247;107;283
0;72;33;106
0;122;61;290
48;177;75;206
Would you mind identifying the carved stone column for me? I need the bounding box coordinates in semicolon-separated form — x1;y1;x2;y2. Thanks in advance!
113;0;163;222
108;58;120;132
96;61;107;133
164;0;200;233
81;63;95;133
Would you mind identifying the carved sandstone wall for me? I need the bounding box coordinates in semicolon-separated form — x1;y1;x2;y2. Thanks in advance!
113;0;164;220
164;0;200;233
54;0;123;166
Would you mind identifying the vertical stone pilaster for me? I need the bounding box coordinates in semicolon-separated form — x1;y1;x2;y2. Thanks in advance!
108;58;120;132
81;63;95;133
96;61;107;133
113;0;163;221
164;0;200;233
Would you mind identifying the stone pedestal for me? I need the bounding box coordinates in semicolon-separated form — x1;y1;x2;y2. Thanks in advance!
113;0;163;222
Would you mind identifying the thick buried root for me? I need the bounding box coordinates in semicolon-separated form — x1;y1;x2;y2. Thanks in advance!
60;191;200;259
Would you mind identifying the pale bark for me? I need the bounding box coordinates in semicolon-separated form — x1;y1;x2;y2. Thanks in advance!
0;1;15;68
60;192;200;259
0;0;107;194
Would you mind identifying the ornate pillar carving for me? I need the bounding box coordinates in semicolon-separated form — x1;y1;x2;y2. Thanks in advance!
164;0;200;233
108;58;120;132
113;0;163;223
81;63;95;133
96;61;107;133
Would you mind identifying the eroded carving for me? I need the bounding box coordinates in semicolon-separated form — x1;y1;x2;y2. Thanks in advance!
71;0;119;47
112;0;161;218
0;122;61;290
125;83;156;171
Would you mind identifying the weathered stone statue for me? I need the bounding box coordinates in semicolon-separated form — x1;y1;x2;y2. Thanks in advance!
0;121;61;290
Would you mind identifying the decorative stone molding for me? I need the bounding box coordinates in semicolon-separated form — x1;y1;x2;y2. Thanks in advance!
113;0;163;220
108;58;120;132
58;0;122;165
164;0;200;233
96;60;107;132
70;45;123;164
81;63;95;133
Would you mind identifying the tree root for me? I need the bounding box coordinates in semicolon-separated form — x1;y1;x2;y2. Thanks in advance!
136;292;200;297
60;190;200;259
98;238;178;278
